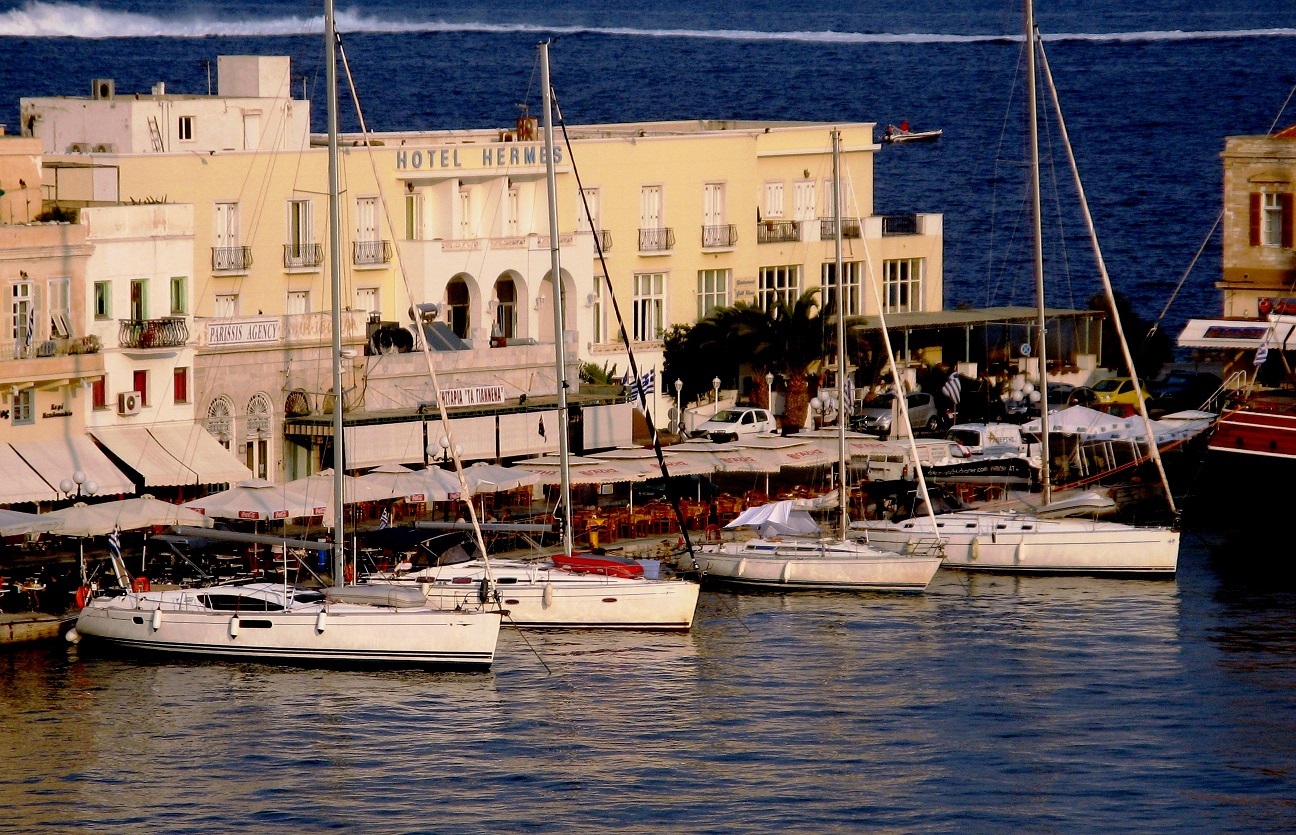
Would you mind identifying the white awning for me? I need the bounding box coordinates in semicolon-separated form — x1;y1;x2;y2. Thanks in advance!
146;423;253;486
1176;318;1292;349
90;426;199;487
0;444;58;504
10;436;136;497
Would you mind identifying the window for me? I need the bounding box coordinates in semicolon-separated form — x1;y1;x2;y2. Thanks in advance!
133;370;148;406
170;277;187;315
173;367;190;404
507;185;521;236
207;396;234;448
48;277;70;338
882;258;925;314
246;394;272;480
129;279;148;320
757;265;801;309
94;281;111;319
591;278;606;344
178;115;194;141
286;291;310;315
355;287;379;317
793;181;817;221
702;183;727;246
287;199;313;263
1253;191;1294;248
577;187;599;233
821;178;839;219
215;202;240;249
446;279;469;339
214;294;238;318
493;277;516;340
633;272;665;342
404;192;421;240
822;261;862;317
457;188;472;238
764;182;785;218
698;269;730;319
12;388;33;425
10;281;32;349
92;377;107;410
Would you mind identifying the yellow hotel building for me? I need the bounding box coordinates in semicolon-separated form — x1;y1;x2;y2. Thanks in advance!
23;55;943;481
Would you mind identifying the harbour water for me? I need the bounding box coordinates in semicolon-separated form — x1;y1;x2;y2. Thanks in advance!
4;533;1296;831
2;0;1296;830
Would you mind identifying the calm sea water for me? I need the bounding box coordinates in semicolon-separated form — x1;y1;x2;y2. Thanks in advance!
2;1;1296;831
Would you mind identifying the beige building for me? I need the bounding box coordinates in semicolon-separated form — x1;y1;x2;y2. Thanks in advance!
1218;126;1296;318
22;55;944;479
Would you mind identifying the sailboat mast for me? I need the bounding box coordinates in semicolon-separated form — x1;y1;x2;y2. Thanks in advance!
1024;0;1052;504
325;0;347;581
539;41;573;556
832;130;848;541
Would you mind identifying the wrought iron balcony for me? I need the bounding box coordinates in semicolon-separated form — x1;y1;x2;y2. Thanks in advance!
638;227;675;252
702;224;739;248
211;246;253;271
819;217;862;239
284;243;323;268
756;219;800;243
119;317;189;349
353;239;393;265
881;214;919;236
596;228;613;253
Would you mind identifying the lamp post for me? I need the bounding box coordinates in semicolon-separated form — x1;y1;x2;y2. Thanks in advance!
58;470;98;586
712;376;721;416
674;378;684;435
765;372;775;412
810;396;822;430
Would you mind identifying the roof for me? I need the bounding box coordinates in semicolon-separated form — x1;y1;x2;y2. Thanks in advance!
845;306;1103;333
1176;318;1296;349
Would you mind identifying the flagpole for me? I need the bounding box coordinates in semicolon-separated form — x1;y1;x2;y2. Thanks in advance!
653;366;659;433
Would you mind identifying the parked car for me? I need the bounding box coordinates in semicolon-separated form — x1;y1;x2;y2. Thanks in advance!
1148;371;1224;414
692;407;777;442
1089;377;1150;410
851;391;944;436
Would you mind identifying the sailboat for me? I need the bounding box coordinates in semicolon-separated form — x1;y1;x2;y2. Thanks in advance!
68;0;502;665
364;42;700;629
694;131;943;593
854;2;1180;576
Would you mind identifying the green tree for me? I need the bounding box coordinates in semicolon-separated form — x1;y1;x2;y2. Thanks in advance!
1088;291;1173;381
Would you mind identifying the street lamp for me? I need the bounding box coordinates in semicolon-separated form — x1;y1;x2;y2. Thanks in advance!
58;469;99;500
429;435;462;463
810;396;822;429
765;372;775;411
674;378;684;435
712;376;721;416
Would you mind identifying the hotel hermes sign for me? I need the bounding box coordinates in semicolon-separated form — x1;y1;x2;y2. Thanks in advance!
206;317;281;347
394;142;561;173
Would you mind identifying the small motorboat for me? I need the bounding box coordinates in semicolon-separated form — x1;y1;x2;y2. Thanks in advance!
882;123;942;144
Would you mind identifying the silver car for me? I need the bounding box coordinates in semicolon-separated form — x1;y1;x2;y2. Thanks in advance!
851;392;944;436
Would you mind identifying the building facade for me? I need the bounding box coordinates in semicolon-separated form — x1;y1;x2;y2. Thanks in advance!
1219;126;1296;318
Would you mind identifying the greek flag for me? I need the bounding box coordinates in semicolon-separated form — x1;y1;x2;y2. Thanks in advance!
627;369;655;401
22;304;35;351
942;373;962;406
378;508;390;529
108;527;121;561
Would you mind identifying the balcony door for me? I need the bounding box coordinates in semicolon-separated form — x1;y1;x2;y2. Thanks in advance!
215;202;240;250
793;181;817;221
640;186;661;231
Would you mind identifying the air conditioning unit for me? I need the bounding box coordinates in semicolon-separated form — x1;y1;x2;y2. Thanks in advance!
117;391;142;415
92;78;115;100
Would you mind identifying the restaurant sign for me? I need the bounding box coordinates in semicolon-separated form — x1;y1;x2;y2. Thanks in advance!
438;385;506;407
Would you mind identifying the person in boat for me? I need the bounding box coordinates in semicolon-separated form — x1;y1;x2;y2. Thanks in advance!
393;555;414;575
884;124;894;141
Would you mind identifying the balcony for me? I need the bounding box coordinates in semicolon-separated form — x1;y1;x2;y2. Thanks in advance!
284;243;323;269
211;246;253;272
819;217;862;239
596;229;613;253
702;224;739;248
1;335;100;362
881;214;919;236
119;317;190;350
638;227;675;253
354;239;393;266
756;219;800;244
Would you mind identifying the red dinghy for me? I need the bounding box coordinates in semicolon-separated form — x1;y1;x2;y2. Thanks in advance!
552;552;644;578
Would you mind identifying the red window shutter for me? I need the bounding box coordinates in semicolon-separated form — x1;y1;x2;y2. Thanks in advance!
133;370;148;405
1281;193;1295;249
91;377;107;409
173;368;189;403
1250;193;1262;246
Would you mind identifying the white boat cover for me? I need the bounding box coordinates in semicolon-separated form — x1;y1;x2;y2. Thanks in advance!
325;584;430;608
724;500;821;537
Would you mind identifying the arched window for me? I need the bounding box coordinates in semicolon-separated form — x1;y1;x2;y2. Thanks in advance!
206;396;234;449
494;276;516;340
246;393;273;479
447;277;470;339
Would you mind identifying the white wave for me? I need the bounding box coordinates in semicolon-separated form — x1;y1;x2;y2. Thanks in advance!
0;2;1292;43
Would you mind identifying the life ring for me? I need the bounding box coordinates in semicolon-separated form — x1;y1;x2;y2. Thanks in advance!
75;585;91;609
132;576;151;593
1259;297;1274;315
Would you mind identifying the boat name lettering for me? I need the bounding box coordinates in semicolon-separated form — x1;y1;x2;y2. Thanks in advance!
438;385;506;407
207;318;281;346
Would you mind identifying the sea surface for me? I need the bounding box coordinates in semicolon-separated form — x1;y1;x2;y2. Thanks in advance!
2;1;1296;831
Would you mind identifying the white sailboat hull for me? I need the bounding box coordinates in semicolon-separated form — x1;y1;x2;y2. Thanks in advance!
857;512;1179;575
697;539;941;592
368;560;700;630
74;585;501;667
